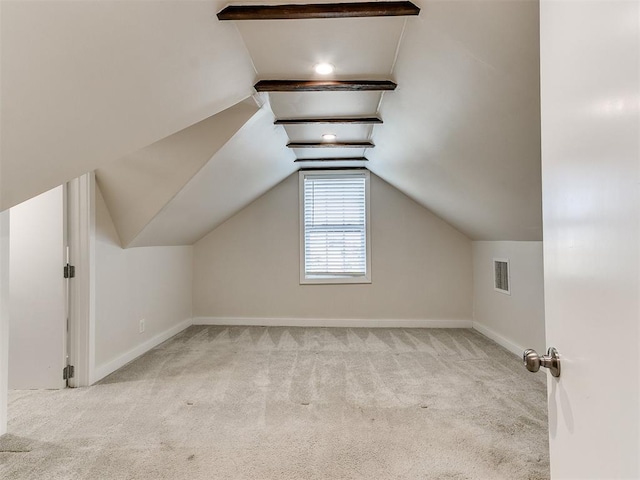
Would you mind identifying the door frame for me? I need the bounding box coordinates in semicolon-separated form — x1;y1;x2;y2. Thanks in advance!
0;211;9;435
66;173;96;387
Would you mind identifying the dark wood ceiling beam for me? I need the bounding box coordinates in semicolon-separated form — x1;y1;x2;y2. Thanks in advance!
276;117;382;125
255;80;396;92
218;2;420;20
287;142;374;148
294;157;368;162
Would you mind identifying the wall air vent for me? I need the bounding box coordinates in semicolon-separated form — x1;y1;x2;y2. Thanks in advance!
493;258;510;295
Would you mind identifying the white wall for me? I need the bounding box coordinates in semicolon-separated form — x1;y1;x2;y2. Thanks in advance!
94;185;192;382
472;241;545;355
193;173;473;325
9;187;66;390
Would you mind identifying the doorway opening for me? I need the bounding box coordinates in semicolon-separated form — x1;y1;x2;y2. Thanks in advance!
7;174;94;392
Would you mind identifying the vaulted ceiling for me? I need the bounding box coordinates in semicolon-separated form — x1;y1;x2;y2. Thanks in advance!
0;0;542;244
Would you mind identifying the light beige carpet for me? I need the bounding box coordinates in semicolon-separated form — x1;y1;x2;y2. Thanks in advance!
1;326;549;479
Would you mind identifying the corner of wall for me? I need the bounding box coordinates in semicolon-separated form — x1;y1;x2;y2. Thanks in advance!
91;317;192;384
471;240;545;356
472;321;526;356
95;182;123;249
94;181;194;383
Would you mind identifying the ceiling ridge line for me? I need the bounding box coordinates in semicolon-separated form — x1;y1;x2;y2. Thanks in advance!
389;17;409;77
374;16;409;122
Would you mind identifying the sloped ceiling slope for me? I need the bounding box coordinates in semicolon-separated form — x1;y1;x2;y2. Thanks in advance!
0;0;256;210
96;101;260;248
193;0;541;242
368;0;542;240
129;102;295;247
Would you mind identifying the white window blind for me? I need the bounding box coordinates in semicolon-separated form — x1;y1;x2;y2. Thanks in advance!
302;173;368;280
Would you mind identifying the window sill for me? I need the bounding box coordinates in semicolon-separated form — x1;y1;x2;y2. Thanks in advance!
300;275;371;285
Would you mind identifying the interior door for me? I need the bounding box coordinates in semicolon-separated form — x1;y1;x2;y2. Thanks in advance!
540;1;639;478
8;185;67;390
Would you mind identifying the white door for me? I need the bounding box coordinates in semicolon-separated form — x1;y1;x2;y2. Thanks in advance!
540;1;640;478
8;186;67;390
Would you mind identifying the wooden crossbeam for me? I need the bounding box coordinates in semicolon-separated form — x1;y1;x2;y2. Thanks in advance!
255;80;396;92
275;117;382;125
287;142;374;148
294;157;369;162
217;2;420;20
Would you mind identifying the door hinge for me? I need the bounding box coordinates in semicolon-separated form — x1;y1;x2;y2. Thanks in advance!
63;365;75;380
64;264;75;279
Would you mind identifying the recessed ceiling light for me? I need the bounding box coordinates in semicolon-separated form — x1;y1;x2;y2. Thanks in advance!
322;133;337;141
314;63;335;75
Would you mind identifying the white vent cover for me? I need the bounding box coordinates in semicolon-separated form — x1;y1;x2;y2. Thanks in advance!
493;258;510;294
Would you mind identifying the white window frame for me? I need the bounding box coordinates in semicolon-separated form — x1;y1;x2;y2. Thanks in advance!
299;169;371;285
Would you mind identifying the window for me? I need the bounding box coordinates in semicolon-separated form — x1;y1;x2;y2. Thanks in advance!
493;258;510;294
299;170;371;284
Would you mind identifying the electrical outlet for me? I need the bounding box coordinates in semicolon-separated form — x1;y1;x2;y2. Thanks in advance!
139;319;145;334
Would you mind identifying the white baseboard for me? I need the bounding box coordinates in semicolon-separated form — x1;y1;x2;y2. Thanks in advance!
472;321;525;357
193;317;473;328
92;318;193;384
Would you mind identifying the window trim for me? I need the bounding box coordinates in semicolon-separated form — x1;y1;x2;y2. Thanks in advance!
299;169;371;285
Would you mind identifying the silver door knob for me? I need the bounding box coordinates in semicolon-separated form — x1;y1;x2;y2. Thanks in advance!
523;347;561;377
